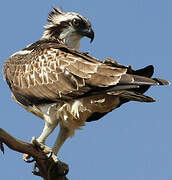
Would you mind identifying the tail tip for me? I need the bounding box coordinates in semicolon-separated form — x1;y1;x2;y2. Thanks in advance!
153;78;170;86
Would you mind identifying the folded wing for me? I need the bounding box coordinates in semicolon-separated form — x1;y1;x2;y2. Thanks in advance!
3;41;170;106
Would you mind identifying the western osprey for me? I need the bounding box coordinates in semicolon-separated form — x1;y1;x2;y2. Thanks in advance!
3;7;170;156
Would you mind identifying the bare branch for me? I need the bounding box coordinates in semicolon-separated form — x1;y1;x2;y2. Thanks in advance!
0;128;69;180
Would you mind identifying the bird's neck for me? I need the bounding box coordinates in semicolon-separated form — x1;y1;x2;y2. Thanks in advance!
41;29;82;50
61;34;81;50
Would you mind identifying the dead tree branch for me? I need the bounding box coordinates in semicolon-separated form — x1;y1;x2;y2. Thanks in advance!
0;128;69;180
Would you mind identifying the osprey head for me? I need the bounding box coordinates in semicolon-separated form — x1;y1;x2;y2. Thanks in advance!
42;7;94;50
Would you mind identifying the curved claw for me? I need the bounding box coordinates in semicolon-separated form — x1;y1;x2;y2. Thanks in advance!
24;157;36;163
23;151;53;163
36;151;53;161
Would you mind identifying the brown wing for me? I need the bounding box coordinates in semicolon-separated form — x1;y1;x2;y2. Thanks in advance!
3;42;127;105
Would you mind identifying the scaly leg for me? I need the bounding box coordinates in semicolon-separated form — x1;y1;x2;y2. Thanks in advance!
23;116;58;162
37;120;58;144
52;126;71;155
23;121;57;162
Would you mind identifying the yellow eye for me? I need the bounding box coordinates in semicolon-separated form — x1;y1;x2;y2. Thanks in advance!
72;18;80;27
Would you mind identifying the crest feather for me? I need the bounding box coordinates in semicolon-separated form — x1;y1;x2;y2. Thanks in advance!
48;7;63;24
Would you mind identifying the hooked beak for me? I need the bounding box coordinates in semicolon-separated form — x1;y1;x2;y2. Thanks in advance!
80;27;94;43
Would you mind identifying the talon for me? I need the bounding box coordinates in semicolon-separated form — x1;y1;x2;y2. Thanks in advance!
46;151;53;159
31;136;37;143
31;136;52;153
35;151;53;161
23;153;30;160
43;146;53;154
24;157;36;163
23;153;35;163
23;137;54;162
31;137;43;151
32;163;41;176
51;153;59;162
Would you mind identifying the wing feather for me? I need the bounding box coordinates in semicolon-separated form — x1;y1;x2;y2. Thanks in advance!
86;74;121;87
3;42;128;104
65;63;92;78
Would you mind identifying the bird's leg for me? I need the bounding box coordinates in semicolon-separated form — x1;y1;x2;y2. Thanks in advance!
37;120;58;144
23;120;58;161
36;120;58;154
52;126;71;155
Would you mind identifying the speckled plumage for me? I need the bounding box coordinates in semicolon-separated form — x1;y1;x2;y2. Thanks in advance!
3;7;170;155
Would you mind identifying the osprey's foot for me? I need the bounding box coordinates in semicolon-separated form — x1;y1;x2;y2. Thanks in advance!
23;136;53;163
23;153;32;162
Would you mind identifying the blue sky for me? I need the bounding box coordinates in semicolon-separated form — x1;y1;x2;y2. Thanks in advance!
0;0;172;180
